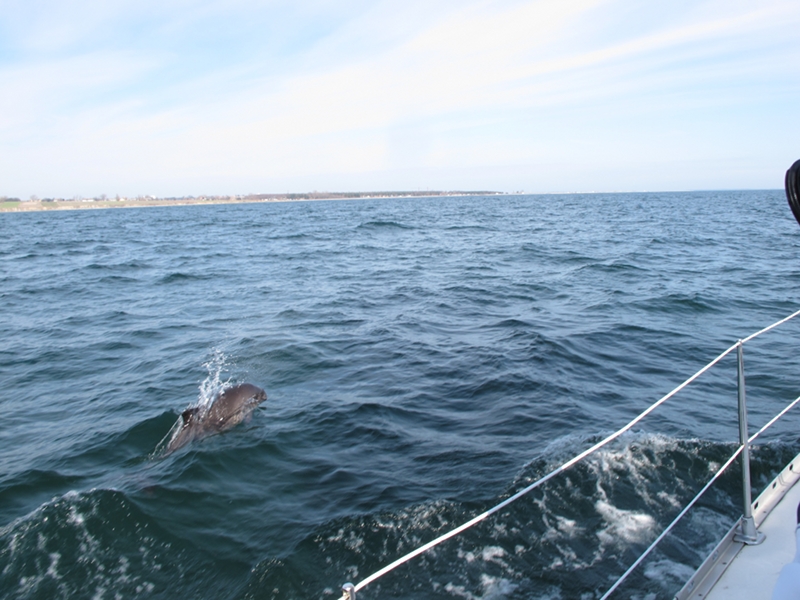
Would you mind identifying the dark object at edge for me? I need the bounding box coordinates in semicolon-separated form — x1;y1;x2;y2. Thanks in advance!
786;159;800;226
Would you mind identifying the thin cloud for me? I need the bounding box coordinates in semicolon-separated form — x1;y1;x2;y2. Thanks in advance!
0;0;798;196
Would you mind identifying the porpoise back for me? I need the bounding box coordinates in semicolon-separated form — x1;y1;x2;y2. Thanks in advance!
205;383;267;431
160;383;267;455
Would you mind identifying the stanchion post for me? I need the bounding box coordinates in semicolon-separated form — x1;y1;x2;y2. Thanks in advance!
342;582;356;600
733;340;765;545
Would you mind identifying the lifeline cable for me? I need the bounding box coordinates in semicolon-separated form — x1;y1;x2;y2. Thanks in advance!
338;309;800;599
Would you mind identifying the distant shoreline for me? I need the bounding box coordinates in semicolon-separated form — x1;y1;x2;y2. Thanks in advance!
0;191;502;213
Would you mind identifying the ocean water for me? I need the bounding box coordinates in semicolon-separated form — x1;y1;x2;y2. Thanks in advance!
1;191;800;600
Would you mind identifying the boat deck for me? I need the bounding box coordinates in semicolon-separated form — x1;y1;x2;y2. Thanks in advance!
705;479;800;600
675;451;800;600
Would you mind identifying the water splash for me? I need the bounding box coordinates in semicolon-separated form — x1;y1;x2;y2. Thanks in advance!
198;349;234;409
152;349;234;457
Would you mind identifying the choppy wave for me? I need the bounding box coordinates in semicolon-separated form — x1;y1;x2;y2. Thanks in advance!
0;489;241;600
238;434;794;599
1;191;799;599
2;434;793;599
357;220;415;231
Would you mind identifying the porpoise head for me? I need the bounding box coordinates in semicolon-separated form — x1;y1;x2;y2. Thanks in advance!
204;383;267;431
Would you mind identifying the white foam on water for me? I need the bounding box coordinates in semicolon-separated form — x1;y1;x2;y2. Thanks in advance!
444;579;518;600
443;575;550;600
456;545;507;567
478;574;519;599
643;558;695;586
321;433;740;599
656;490;681;509
67;503;85;526
46;552;60;577
0;490;158;600
520;432;692;513
480;546;506;564
556;516;579;537
444;581;476;599
325;529;365;553
594;500;656;546
457;548;477;563
587;433;686;510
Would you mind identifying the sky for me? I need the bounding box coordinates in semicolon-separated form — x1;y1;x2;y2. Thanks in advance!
1;0;799;198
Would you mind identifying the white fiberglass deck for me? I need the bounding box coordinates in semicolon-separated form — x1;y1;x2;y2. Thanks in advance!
705;478;800;600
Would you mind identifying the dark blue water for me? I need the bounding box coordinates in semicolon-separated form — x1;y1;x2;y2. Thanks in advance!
1;191;800;599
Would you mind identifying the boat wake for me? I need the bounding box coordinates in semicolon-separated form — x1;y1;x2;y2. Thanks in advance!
1;433;796;599
235;433;796;599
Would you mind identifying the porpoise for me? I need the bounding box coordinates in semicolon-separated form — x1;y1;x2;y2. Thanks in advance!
160;383;267;455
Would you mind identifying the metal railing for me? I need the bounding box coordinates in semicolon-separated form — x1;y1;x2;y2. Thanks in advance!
337;308;800;600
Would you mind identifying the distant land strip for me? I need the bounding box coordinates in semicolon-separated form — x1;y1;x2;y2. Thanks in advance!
0;191;502;213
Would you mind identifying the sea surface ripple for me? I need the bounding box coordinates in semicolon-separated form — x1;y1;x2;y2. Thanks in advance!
1;191;799;599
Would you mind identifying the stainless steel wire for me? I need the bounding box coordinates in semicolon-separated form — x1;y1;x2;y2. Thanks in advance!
337;309;800;599
599;444;745;600
600;391;800;599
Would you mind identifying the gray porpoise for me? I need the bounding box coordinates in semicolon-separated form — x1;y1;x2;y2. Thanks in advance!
162;383;267;455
